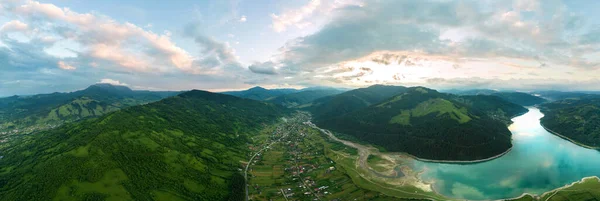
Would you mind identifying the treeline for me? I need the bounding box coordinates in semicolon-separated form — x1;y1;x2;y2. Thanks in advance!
319;113;512;161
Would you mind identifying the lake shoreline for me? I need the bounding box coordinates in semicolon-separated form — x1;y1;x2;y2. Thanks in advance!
405;111;527;165
407;146;513;164
500;176;600;201
540;122;600;150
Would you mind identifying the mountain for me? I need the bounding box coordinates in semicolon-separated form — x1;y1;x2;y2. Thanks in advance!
308;85;408;120
453;95;529;124
0;90;288;201
540;98;600;148
534;90;600;101
0;84;179;135
443;89;499;96
221;86;300;101
267;88;345;108
315;87;518;161
491;92;546;106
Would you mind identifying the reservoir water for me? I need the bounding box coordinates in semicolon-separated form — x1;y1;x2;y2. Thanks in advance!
414;107;600;200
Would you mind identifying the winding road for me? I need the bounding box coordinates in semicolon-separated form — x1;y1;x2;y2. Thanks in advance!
245;132;287;201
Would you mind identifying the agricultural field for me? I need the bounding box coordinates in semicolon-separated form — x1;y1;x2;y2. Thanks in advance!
247;114;427;201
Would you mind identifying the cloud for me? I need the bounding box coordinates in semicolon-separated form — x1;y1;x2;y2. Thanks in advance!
1;0;211;74
98;78;128;86
57;61;76;70
0;1;248;96
239;15;247;22
248;62;277;75
184;22;243;73
270;0;362;32
253;0;600;89
0;20;29;33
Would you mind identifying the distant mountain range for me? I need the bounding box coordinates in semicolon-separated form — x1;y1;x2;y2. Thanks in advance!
221;86;347;108
221;86;300;101
0;84;179;134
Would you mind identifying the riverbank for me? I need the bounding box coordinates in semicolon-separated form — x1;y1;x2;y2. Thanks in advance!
502;176;600;201
388;110;527;164
540;123;600;150
407;146;513;164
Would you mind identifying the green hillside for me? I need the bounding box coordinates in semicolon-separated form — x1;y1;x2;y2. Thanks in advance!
492;92;546;106
308;85;408;120
316;87;517;161
0;84;178;135
267;88;344;108
540;98;600;148
453;95;529;124
0;90;288;201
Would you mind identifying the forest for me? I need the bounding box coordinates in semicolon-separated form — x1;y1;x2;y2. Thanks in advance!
315;87;525;161
540;97;600;148
0;90;288;201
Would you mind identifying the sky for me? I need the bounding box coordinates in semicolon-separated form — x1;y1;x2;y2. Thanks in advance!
1;0;600;96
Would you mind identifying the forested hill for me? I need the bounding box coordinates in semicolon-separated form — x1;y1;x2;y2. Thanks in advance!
316;87;517;161
0;84;179;134
221;86;299;100
267;88;344;108
0;90;288;201
308;85;408;120
540;98;600;148
453;95;529;124
491;92;546;106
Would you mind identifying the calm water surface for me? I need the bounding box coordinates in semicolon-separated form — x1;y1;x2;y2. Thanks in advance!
414;107;600;200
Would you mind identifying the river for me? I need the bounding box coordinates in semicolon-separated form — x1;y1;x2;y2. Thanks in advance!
414;107;600;200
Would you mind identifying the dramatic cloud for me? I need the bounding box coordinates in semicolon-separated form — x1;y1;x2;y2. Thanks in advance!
0;0;250;96
2;0;600;96
1;0;243;75
254;0;600;89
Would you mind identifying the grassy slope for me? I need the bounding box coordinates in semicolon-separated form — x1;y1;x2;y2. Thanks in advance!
507;177;600;201
453;95;529;125
0;90;287;201
0;84;178;134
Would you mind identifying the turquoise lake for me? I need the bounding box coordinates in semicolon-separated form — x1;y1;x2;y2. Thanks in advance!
414;107;600;200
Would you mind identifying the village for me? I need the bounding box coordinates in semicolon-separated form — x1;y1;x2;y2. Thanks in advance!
245;112;395;201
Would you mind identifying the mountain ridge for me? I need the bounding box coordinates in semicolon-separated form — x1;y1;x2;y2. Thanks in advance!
313;86;525;161
0;89;288;200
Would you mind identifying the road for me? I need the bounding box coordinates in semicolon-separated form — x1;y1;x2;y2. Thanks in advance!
306;121;446;201
245;130;287;201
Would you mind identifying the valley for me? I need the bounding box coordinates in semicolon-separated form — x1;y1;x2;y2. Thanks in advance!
246;108;600;201
2;84;600;201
